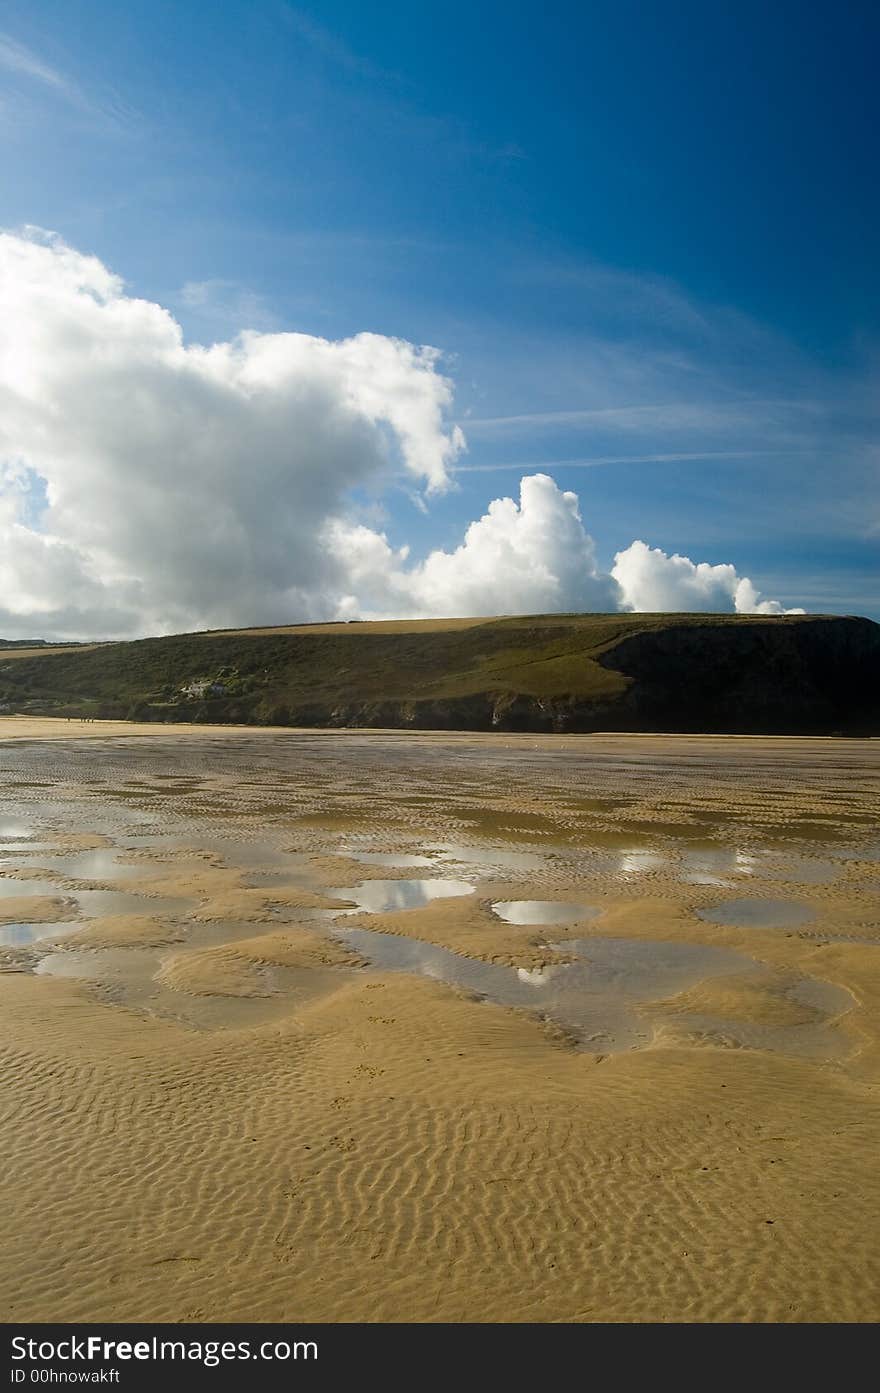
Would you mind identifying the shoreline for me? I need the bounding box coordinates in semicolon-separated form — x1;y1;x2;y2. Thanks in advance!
0;714;876;746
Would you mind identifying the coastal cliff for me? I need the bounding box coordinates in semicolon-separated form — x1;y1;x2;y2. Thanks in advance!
1;612;877;735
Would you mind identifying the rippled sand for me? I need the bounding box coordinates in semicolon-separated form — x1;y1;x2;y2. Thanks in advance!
1;718;878;1322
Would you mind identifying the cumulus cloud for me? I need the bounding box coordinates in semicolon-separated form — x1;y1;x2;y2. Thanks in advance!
0;228;463;635
611;541;804;615
0;230;801;638
326;474;622;618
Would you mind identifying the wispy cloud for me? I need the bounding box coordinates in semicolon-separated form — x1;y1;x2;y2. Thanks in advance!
179;279;277;333
279;5;397;84
0;29;137;131
453;449;809;472
462;400;824;434
276;6;524;168
0;31;74;93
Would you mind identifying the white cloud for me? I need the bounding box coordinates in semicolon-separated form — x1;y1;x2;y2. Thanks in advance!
179;279;277;333
611;540;804;615
0;231;800;638
0;229;462;636
0;33;70;93
325;474;622;618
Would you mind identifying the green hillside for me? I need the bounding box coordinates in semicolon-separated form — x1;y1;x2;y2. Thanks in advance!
1;612;878;734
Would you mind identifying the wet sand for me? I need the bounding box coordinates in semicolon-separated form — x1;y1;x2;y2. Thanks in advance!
1;718;878;1322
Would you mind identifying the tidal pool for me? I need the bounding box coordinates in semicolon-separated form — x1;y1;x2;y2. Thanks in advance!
0;921;78;947
491;901;599;926
431;843;551;873
697;898;815;929
346;851;437;869
329;925;834;1054
328;878;475;913
679;846;759;885
34;942;349;1031
328;922;854;1058
0;869;194;933
17;849;147;881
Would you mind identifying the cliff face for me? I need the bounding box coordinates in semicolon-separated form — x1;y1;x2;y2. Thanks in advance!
592;615;880;733
1;613;878;735
287;616;880;733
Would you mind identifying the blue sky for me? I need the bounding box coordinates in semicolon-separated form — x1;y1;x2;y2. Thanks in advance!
1;0;878;627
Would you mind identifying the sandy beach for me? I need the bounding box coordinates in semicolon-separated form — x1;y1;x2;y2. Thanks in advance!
1;717;878;1322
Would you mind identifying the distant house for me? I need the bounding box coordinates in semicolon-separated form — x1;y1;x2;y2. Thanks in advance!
181;679;226;699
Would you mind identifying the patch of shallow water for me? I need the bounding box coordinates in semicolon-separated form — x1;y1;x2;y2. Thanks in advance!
668;974;855;1060
328;878;475;914
756;857;842;886
0;921;79;947
21;849;148;881
679;847;759;885
331;924;850;1058
34;944;349;1030
330;926;746;1051
680;845;840;885
753;820;874;845
121;831;307;872
698;898;815;929
0;871;193;922
491;901;599;926
0;874;61;900
0;839;57;859
0;822;34;839
0;869;192;947
614;850;668;877
346;851;438;869
786;976;853;1017
431;843;551;873
830;843;880;863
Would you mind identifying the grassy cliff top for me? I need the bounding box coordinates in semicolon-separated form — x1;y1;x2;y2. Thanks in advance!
1;611;876;733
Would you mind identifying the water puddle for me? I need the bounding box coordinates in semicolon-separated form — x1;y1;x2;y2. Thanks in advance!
17;849;148;881
346;851;437;869
0;871;193;922
0;775;864;1060
698;898;815;929
330;927;753;1051
671;974;855;1059
0;840;57;858
491;901;599;926
330;923;851;1057
328;878;475;914
431;843;551;873
34;943;354;1031
614;850;668;877
0;874;69;901
755;857;841;886
0;921;79;947
121;832;306;871
1;869;193;947
679;847;758;885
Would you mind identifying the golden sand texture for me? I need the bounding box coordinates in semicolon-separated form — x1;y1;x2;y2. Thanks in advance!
155;929;363;997
54;915;187;950
0;715;289;740
2;968;878;1323
0;894;75;924
0;728;878;1322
